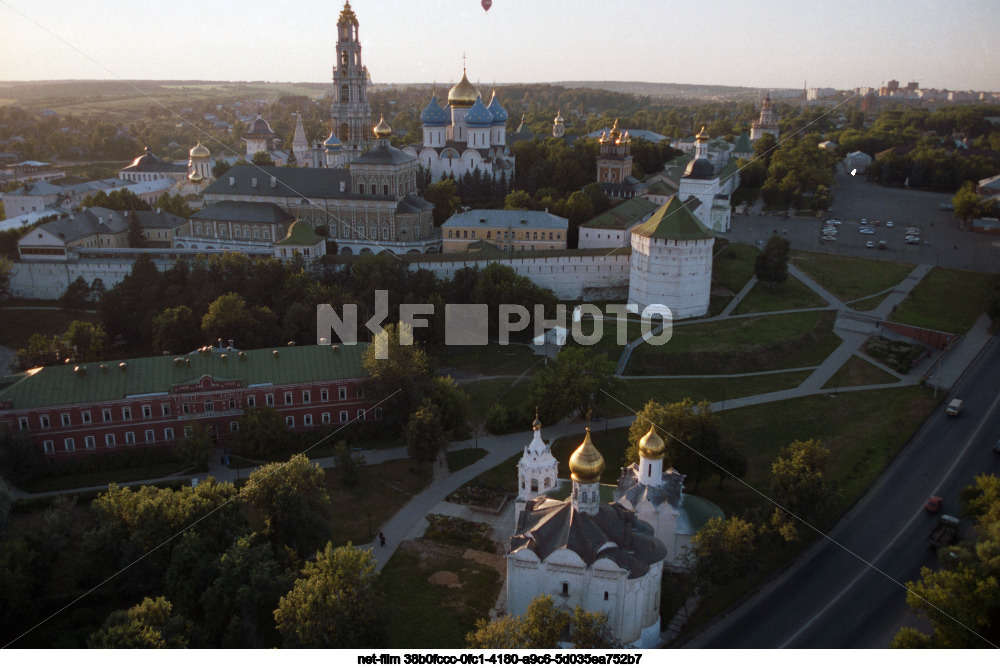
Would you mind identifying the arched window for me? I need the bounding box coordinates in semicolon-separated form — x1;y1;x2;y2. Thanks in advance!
340;84;349;103
561;583;569;596
530;479;538;493
340;122;350;142
604;591;609;601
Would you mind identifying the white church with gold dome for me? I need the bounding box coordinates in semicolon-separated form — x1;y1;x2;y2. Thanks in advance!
506;419;724;647
402;71;515;184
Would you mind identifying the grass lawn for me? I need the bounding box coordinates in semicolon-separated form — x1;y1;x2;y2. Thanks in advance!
429;343;540;376
713;243;758;294
606;371;812;417
324;458;432;546
381;541;504;648
464;377;530;424
447;448;488;472
23;461;190;493
627;310;841;375
848;293;887;312
822;355;900;389
732;275;827;314
790;250;915;301
0;307;101;350
891;267;996;334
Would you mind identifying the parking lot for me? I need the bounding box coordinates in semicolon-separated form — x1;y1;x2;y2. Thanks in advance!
727;165;1000;273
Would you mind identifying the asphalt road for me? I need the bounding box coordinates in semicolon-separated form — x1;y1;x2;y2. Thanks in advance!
726;166;1000;274
685;335;1000;648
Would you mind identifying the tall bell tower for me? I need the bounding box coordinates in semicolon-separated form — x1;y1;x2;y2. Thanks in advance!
331;2;372;162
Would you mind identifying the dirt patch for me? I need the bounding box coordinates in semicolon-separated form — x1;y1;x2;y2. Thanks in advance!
428;571;461;588
463;548;506;575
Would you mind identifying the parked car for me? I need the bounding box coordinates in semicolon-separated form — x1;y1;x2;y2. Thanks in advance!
878;240;887;249
886;221;894;228
925;496;943;513
860;218;868;225
860;227;875;235
906;228;920;234
905;238;920;245
822;228;837;235
905;235;921;241
874;220;881;226
827;219;842;225
940;203;954;211
822;235;837;242
866;241;875;248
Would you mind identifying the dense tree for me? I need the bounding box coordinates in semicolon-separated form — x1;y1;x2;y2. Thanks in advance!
173;422;216;471
59;276;95;312
0;428;47;487
768;439;837;541
251;151;275;166
0;477;11;536
754;235;791;285
127;210;146;248
624;399;745;491
466;595;614;649
200;534;295;647
274;542;388;648
0;257;13;302
528;347;619;423
685;517;757;599
362;322;431;425
952;180;990;225
152;305;202;354
230;406;288;458
65;320;107;362
88;596;190;648
80;188;151;212
424;178;463;225
427;375;472;439
0;537;37;626
154;192;195;218
241;454;332;556
404;399;450;465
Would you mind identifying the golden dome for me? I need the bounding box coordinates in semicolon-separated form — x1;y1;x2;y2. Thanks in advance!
695;126;709;140
448;69;479;108
554;110;564;123
189;141;210;159
373;115;392;138
638;426;665;460
532;412;542;430
569;428;605;484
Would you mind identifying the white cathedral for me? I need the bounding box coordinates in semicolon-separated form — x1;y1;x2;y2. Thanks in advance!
507;420;722;648
402;73;515;184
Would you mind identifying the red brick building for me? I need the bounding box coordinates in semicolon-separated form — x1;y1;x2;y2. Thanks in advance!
0;343;377;464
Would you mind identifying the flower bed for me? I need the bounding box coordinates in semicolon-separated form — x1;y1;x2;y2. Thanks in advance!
864;335;927;374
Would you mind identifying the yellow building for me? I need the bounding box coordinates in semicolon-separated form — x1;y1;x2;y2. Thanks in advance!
441;209;568;253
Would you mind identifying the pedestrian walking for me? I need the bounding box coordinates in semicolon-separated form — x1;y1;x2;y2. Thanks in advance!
379;531;386;547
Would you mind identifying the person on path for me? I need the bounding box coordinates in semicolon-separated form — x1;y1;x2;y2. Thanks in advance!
379;531;386;547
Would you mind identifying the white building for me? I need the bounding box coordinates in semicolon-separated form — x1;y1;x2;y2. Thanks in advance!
750;95;780;141
507;427;667;648
404;73;514;185
118;147;189;184
628;195;714;319
614;427;723;568
844;151;873;174
677;128;736;233
514;415;560;520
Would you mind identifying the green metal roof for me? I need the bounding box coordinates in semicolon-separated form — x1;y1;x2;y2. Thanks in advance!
275;220;322;246
0;344;368;410
580;196;659;230
647;181;677;197
718;159;740;184
631;196;714;241
733;132;752;154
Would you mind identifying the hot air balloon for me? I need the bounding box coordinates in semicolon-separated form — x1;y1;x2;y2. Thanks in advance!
482;0;492;11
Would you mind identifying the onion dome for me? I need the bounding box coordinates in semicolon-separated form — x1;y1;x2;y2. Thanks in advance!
638;426;665;460
448;69;479;108
189;141;210;159
487;91;508;123
323;130;342;149
420;95;449;126
762;95;773;109
684;157;715;179
464;95;493;127
695;126;710;141
569;428;605;484
532;413;542;430
554;110;564;124
373;115;392;138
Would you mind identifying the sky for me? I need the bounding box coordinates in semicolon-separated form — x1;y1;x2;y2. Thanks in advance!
0;0;996;92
